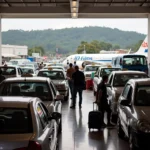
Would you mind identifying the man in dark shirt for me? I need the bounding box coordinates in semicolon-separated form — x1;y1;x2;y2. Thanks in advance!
96;75;113;127
70;65;85;109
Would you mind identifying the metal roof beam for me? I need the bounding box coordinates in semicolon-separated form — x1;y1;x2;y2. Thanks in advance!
3;0;11;7
140;0;148;6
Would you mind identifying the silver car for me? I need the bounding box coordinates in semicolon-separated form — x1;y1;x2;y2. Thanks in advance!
0;97;60;150
107;71;148;121
37;69;69;101
118;79;150;150
0;77;63;132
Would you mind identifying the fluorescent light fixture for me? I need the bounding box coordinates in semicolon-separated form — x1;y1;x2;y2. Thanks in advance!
71;0;78;7
71;8;78;13
72;13;78;18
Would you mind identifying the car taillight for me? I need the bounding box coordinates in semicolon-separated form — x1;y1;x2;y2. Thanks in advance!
28;141;42;150
14;141;41;150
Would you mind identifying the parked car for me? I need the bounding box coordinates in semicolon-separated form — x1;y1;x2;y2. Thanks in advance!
107;71;148;121
117;78;150;150
0;97;60;150
0;65;23;78
83;64;101;81
37;69;69;101
0;77;63;132
43;66;66;72
93;67;120;96
20;67;37;77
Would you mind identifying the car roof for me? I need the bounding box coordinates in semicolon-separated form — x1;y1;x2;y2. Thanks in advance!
39;69;63;72
129;79;150;86
111;71;147;75
0;97;38;108
85;65;101;67
99;67;120;69
4;77;50;82
20;67;34;69
0;65;19;68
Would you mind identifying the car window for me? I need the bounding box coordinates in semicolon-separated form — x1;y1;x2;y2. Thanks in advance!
21;68;34;74
36;104;49;129
0;107;33;134
50;82;56;96
122;84;131;99
1;82;53;101
108;74;113;85
100;68;120;77
113;74;148;87
38;70;65;80
85;66;100;72
0;67;16;75
135;85;150;106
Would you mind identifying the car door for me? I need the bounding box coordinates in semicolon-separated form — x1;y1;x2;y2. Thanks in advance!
36;103;57;150
107;73;113;106
119;84;132;136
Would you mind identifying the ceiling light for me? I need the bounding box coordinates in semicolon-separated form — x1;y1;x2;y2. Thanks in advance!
71;8;78;13
71;1;78;7
72;13;78;18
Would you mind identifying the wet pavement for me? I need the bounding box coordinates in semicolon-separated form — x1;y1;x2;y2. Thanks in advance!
59;90;130;150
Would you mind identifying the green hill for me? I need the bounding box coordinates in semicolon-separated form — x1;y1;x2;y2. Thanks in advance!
2;27;146;54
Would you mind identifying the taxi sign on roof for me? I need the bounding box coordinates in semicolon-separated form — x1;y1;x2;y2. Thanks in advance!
48;68;52;70
107;65;112;68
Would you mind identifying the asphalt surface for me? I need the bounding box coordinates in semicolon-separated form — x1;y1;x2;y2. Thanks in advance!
58;90;130;150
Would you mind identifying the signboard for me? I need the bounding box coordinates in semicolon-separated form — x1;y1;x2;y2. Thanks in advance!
32;53;40;57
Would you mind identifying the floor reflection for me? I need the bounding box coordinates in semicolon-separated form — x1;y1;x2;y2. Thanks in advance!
59;90;129;150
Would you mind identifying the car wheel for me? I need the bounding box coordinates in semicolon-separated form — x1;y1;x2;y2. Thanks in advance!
129;132;138;150
117;118;125;138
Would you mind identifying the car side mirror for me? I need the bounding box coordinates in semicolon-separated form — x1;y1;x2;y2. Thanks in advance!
48;112;61;120
94;74;98;77
120;100;130;106
55;95;64;101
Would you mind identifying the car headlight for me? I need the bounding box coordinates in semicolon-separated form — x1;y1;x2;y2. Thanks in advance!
137;120;150;133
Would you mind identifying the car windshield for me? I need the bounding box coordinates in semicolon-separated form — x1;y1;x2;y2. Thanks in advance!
85;66;99;72
0;67;16;75
123;56;147;66
21;68;34;74
38;71;65;80
0;108;32;134
100;68;120;77
113;74;148;87
135;86;150;106
1;82;53;101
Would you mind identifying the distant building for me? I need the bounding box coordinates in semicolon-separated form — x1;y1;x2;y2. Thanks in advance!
2;44;28;58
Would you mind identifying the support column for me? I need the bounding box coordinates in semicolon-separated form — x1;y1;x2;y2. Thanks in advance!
148;14;150;75
0;17;2;65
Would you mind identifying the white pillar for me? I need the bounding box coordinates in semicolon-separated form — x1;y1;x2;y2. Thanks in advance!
148;14;150;75
0;17;2;65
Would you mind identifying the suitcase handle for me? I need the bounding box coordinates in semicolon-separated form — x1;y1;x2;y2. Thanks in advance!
93;102;98;111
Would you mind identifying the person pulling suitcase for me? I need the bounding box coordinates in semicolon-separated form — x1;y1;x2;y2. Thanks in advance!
96;75;114;127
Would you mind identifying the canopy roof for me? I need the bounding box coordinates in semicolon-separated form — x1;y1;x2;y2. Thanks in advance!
0;0;150;18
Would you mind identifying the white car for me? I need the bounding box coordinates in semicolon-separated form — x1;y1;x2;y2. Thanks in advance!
0;65;23;78
37;69;69;101
44;66;66;72
20;67;37;77
83;65;101;81
0;97;59;150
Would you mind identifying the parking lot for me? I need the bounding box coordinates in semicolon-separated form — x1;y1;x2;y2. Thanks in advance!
59;90;130;150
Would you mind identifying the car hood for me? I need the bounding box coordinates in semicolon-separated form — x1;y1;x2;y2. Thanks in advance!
52;80;66;85
133;106;150;122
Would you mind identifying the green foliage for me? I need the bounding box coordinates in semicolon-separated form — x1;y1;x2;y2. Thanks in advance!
126;40;143;52
2;27;145;54
76;40;121;53
28;46;45;56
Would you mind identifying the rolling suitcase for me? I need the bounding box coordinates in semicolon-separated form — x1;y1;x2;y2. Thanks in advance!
88;102;102;130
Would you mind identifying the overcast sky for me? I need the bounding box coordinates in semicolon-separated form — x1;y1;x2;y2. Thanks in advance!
2;18;148;34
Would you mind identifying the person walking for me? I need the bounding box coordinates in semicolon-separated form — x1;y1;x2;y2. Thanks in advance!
96;75;113;127
66;63;75;99
70;65;85;109
0;70;5;83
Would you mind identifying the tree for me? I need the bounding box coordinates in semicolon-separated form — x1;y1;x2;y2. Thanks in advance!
28;46;45;56
126;40;143;52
